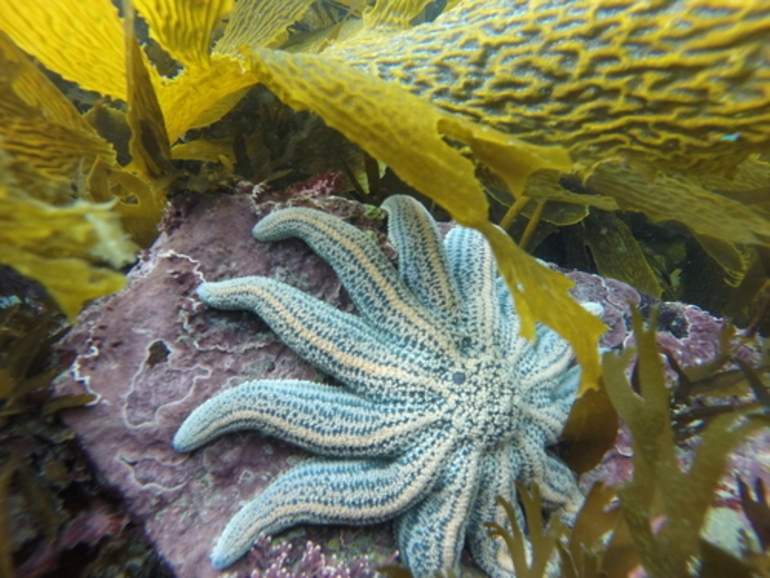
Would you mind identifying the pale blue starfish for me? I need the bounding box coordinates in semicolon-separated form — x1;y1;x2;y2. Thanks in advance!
174;195;583;577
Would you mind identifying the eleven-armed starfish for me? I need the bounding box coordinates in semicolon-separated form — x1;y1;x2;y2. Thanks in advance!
174;195;583;576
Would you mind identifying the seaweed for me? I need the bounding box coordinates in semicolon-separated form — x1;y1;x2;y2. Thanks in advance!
602;308;768;577
737;477;770;555
0;0;609;386
0;304;92;574
0;152;135;319
665;322;769;442
1;0;770;384
2;0;766;387
485;485;567;578
0;300;173;576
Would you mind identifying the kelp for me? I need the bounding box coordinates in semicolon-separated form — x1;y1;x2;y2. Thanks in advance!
602;308;768;577
584;161;770;248
0;36;138;315
0;1;127;100
133;0;233;68
325;0;770;301
483;482;634;578
0;0;768;379
581;211;663;299
653;315;770;442
485;485;567;578
243;45;606;390
0;153;135;319
0;0;608;388
0;304;94;576
214;0;315;53
737;477;770;555
0;34;117;180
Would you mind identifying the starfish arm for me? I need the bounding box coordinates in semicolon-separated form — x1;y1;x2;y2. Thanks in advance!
173;380;437;458
537;453;584;521
522;404;575;448
495;276;533;361
443;226;502;348
210;430;454;570
252;207;454;354
554;364;581;402
395;443;482;577
512;435;582;516
467;447;521;578
513;326;574;392
381;195;462;321
198;278;444;402
515;347;578;445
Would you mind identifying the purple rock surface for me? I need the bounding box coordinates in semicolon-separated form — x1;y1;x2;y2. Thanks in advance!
53;178;768;576
54;176;394;578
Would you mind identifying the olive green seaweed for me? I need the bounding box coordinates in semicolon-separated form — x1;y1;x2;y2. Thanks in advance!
602;308;768;577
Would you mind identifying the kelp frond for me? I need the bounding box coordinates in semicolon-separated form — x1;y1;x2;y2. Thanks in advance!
602;307;768;577
0;154;135;319
485;485;566;578
0;303;99;575
0;0;768;389
0;0;607;383
243;45;606;391
663;321;770;442
737;476;770;556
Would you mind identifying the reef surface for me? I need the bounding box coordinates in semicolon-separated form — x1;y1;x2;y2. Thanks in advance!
53;178;767;577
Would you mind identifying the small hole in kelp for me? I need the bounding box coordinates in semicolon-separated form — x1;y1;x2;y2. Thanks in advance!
145;340;170;368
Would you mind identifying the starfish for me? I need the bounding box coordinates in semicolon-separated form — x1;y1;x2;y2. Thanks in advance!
173;195;583;577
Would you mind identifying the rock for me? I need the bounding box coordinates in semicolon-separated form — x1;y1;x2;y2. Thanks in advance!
54;175;392;578
53;176;767;576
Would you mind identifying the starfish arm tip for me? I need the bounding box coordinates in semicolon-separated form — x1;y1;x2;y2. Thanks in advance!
173;412;209;453
210;540;244;571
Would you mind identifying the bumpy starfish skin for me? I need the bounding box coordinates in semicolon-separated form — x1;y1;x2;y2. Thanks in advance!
174;196;582;576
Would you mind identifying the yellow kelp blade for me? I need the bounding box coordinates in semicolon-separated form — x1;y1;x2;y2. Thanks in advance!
0;0;126;100
247;47;605;391
86;159;167;248
0;183;134;319
124;6;172;180
2;248;126;320
585;160;770;247
0;35;116;180
133;0;232;68
157;54;256;143
480;224;606;392
248;47;489;224
214;0;316;54
171;138;235;164
692;234;752;288
139;0;319;144
521;170;619;212
363;0;436;30
1;34;90;135
437;118;572;200
582;211;663;299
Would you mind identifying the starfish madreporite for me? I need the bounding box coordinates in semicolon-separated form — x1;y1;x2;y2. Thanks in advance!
173;195;583;577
